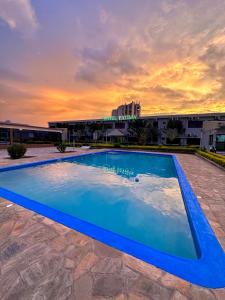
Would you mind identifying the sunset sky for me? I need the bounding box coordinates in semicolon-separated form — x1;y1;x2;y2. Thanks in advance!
0;0;225;126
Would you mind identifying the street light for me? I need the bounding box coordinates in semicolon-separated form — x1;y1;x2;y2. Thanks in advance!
19;128;23;144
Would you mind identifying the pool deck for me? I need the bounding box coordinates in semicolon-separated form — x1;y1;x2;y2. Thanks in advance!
0;147;225;300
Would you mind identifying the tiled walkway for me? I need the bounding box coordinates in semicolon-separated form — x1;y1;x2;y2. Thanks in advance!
0;148;225;300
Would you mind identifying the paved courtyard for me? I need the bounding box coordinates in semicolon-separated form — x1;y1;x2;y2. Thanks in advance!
0;147;225;300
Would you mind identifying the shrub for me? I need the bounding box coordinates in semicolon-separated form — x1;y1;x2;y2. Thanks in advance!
90;143;115;149
197;150;225;168
87;143;198;153
120;145;197;153
113;143;121;148
7;144;27;159
56;143;67;153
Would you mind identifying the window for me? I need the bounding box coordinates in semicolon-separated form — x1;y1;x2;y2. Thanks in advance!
187;138;200;145
216;134;225;142
28;132;34;138
0;128;9;142
209;135;213;145
188;120;203;128
115;122;125;129
216;134;225;150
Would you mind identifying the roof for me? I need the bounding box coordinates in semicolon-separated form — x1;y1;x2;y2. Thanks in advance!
106;129;125;137
49;112;225;124
0;122;63;133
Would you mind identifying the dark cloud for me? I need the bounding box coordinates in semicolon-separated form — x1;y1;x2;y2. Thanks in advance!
200;44;225;65
0;68;29;83
0;82;35;101
75;41;149;86
199;42;225;99
148;85;186;99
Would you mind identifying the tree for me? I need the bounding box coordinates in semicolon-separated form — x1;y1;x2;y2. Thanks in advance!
166;128;178;143
167;119;183;134
148;122;159;143
129;120;148;144
88;123;103;133
165;119;183;144
72;123;85;141
129;120;159;145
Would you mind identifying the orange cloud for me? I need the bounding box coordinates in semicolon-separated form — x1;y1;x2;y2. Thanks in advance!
1;1;225;125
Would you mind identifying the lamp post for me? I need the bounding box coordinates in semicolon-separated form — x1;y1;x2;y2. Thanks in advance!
19;128;23;144
9;128;14;145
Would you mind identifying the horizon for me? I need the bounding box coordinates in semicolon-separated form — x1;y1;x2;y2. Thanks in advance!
1;0;225;126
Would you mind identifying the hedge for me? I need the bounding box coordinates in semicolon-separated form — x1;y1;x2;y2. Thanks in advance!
64;142;225;169
68;143;198;153
24;141;56;144
65;142;115;148
119;145;197;153
196;150;225;168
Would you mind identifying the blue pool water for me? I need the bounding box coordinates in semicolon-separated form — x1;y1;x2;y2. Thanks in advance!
0;152;197;259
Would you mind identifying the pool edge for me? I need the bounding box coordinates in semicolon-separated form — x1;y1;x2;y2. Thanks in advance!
0;150;225;288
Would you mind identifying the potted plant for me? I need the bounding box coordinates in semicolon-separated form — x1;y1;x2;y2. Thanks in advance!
56;143;67;153
7;144;27;159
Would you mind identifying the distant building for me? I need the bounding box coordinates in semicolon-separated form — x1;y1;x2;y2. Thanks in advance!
0;121;66;145
112;101;141;117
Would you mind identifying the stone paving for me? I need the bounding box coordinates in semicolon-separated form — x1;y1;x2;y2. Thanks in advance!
0;148;225;300
0;146;88;166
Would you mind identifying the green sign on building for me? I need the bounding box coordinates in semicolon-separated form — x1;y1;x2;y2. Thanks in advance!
103;115;137;121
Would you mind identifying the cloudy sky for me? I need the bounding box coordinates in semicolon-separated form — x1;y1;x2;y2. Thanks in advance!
0;0;225;126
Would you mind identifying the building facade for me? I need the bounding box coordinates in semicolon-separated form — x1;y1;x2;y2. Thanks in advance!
201;121;225;150
112;101;141;117
0;122;65;145
49;112;225;149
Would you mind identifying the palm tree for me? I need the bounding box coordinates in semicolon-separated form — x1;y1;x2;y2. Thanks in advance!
129;120;158;144
167;128;178;143
165;119;183;144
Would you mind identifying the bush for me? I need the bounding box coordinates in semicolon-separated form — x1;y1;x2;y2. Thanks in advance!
56;143;67;153
86;143;198;153
113;143;121;148
120;145;197;153
7;144;27;159
90;143;115;149
60;142;200;153
197;150;225;168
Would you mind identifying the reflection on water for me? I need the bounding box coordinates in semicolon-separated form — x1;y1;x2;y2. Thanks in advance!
70;152;177;179
102;165;135;177
0;152;197;259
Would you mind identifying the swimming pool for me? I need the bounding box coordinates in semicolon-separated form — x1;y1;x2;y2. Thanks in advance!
0;150;224;288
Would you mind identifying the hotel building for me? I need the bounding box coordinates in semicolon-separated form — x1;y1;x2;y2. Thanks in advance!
49;112;225;150
112;101;141;117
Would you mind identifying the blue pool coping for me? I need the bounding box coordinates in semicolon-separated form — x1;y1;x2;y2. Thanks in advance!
0;150;225;288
